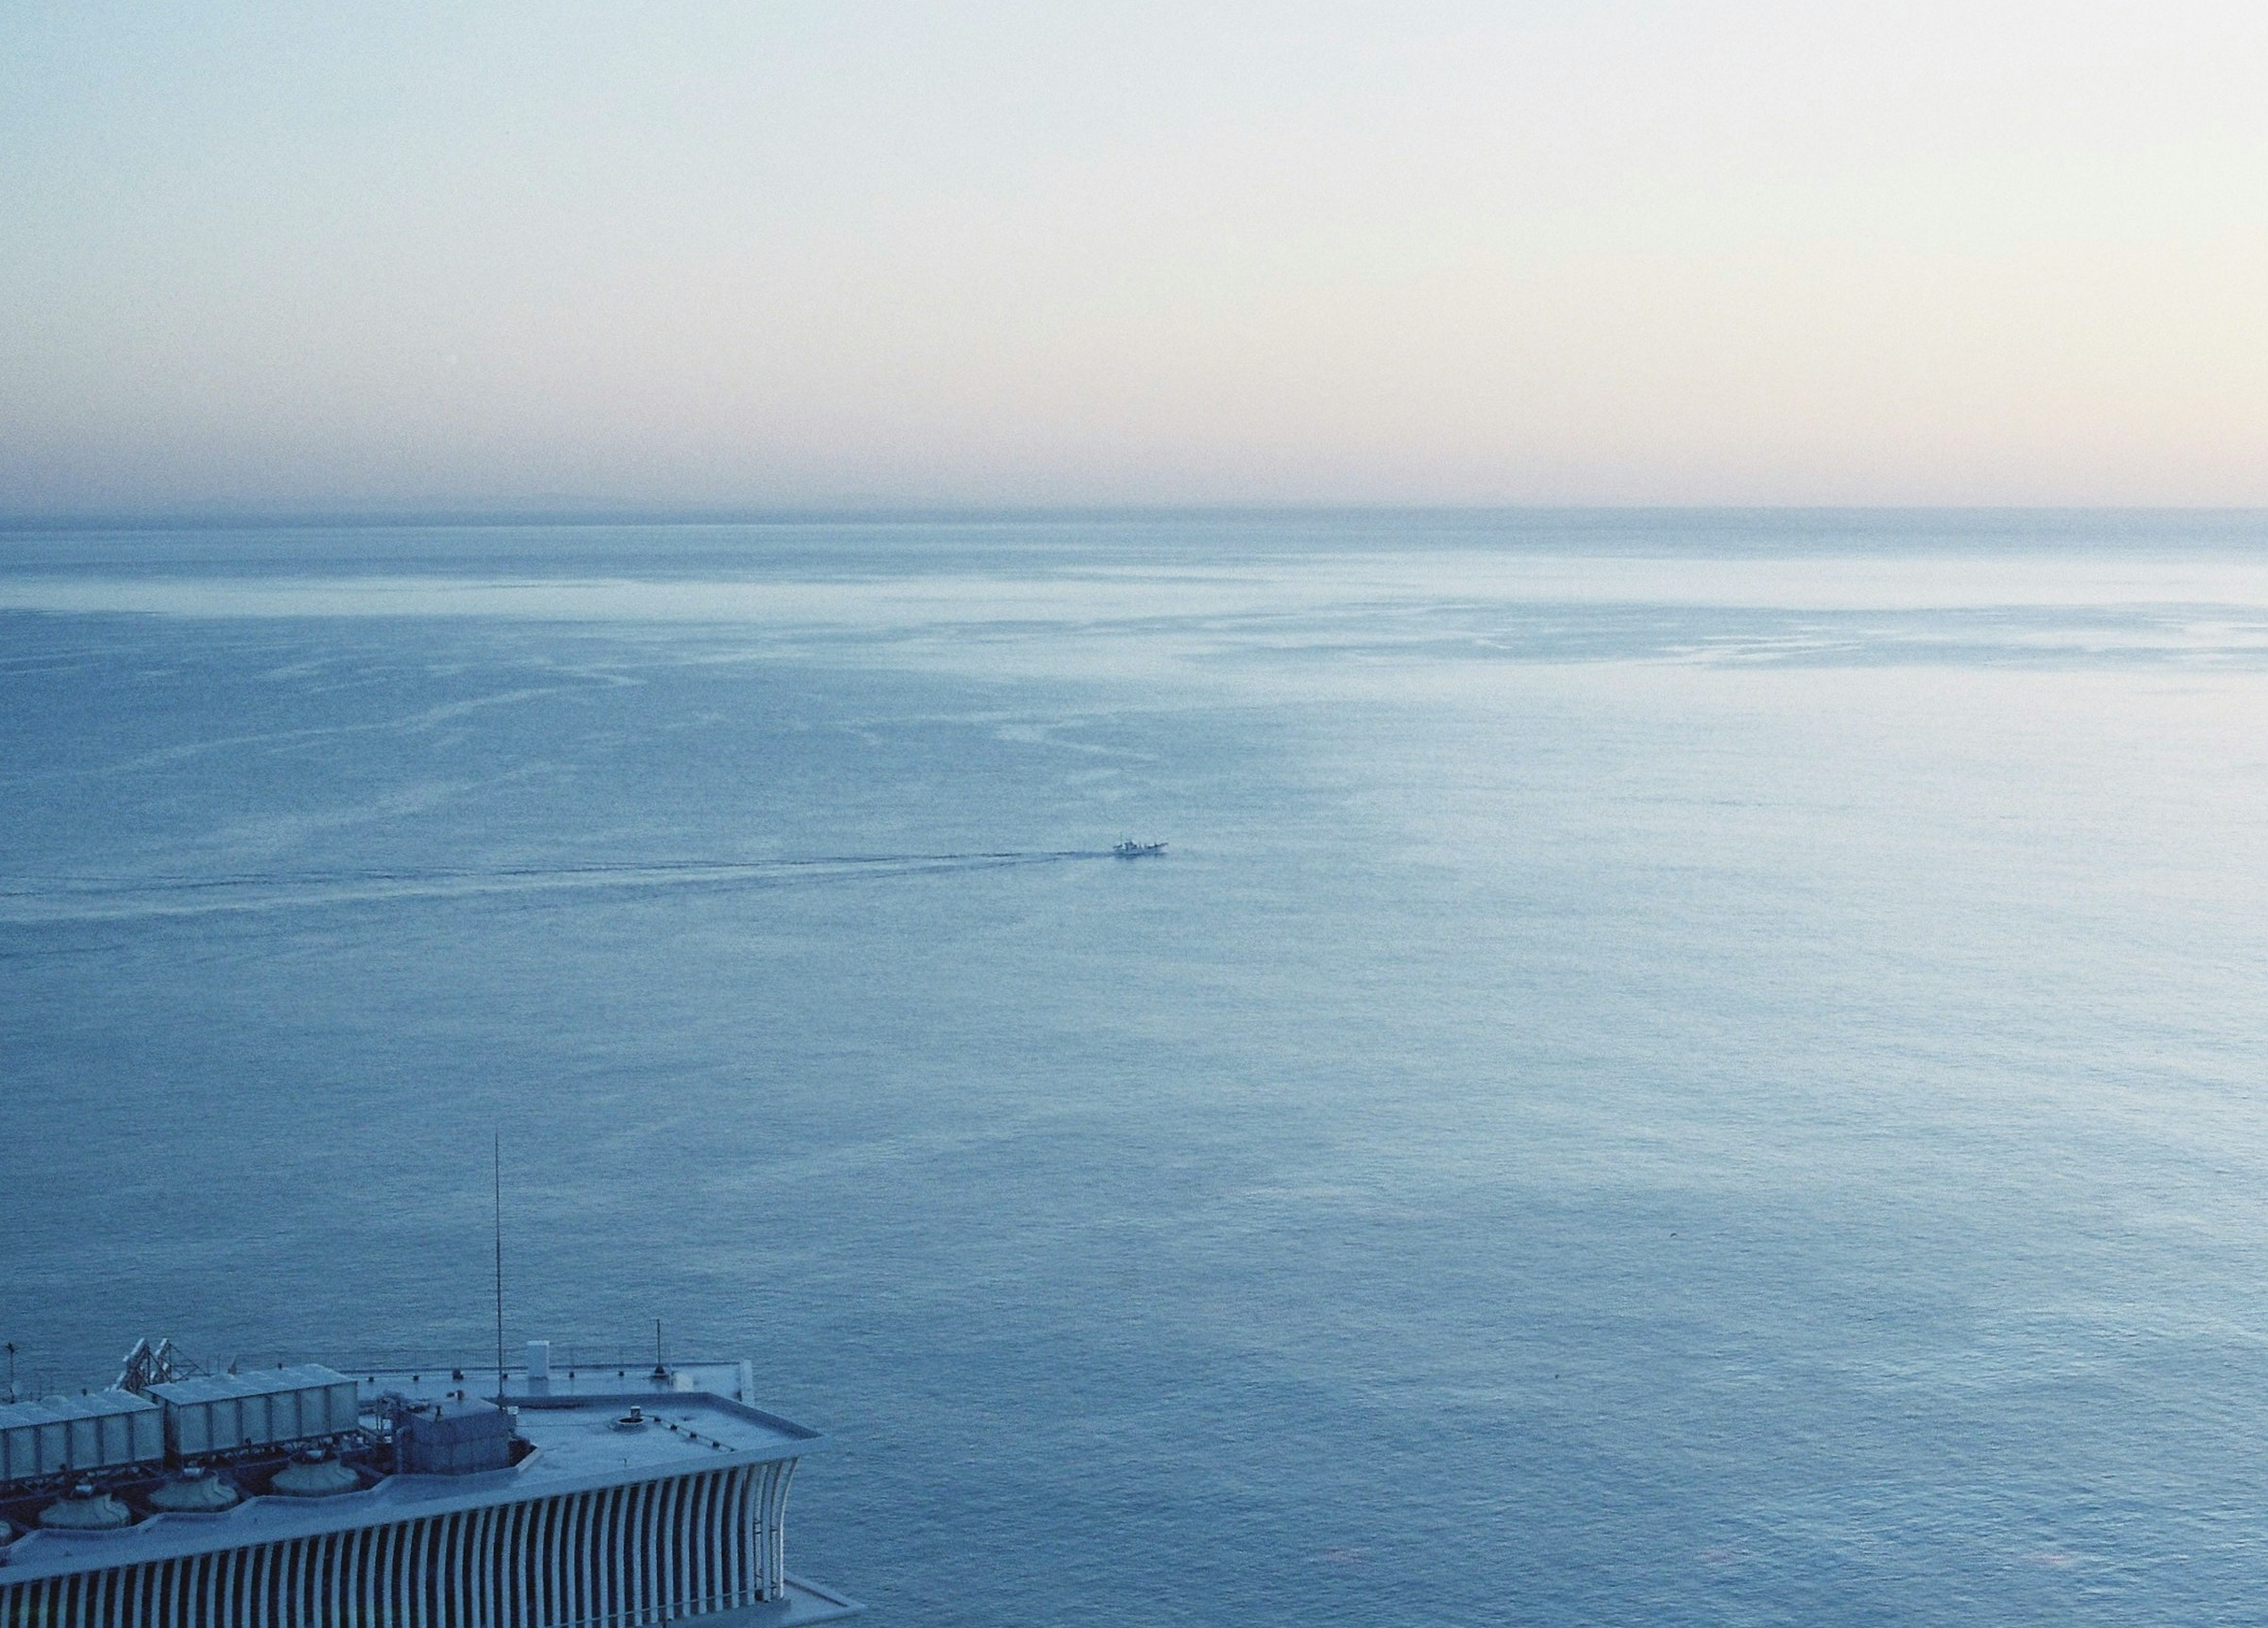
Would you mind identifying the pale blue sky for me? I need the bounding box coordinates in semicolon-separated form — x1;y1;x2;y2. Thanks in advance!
5;2;2265;510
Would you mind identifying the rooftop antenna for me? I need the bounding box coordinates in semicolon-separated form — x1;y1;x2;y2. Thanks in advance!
4;1341;15;1403
494;1132;507;1401
651;1317;667;1381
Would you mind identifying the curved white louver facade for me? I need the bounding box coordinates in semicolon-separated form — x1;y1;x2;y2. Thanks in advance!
0;1459;792;1628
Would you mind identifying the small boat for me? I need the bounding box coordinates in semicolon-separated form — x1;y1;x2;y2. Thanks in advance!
1112;840;1167;857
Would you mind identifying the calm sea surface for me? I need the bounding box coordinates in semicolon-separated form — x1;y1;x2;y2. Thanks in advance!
6;511;2268;1624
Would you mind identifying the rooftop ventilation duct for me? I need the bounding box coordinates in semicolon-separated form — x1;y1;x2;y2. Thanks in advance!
269;1452;359;1498
148;1465;240;1512
39;1483;132;1531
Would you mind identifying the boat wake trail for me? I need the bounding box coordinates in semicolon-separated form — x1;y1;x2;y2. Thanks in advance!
0;849;1128;926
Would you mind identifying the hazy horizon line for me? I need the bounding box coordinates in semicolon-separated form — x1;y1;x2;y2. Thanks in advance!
10;501;2268;534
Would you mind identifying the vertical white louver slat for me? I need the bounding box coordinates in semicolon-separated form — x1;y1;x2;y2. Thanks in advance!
353;1523;374;1626
376;1519;398;1627
618;1477;642;1625
220;1543;244;1628
399;1518;422;1628
646;1475;670;1622
686;1471;708;1614
605;1480;630;1625
363;1522;387;1628
751;1463;774;1600
739;1463;761;1606
417;1513;441;1628
555;1496;581;1628
571;1486;596;1627
531;1497;552;1625
757;1461;777;1600
514;1498;539;1626
712;1469;730;1605
687;1469;715;1613
765;1461;785;1601
527;1496;550;1626
646;1475;670;1624
711;1466;734;1610
416;1516;435;1628
573;1489;592;1627
321;1532;340;1628
467;1496;494;1623
292;1533;315;1628
573;1488;592;1626
508;1505;528;1628
722;1466;742;1607
544;1495;563;1625
625;1479;649;1625
589;1484;614;1624
493;1501;519;1628
390;1519;413;1628
656;1475;680;1622
444;1509;469;1628
330;1526;351;1627
525;1496;546;1627
480;1503;501;1628
279;1535;300;1627
678;1472;702;1615
777;1457;798;1601
553;1491;574;1626
654;1474;681;1620
591;1483;615;1625
724;1466;743;1607
533;1494;558;1627
400;1518;421;1628
346;1522;371;1628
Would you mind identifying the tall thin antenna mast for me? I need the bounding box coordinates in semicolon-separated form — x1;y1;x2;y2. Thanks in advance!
493;1132;506;1398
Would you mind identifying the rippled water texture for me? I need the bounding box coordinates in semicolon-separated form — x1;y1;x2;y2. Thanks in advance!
6;511;2268;1623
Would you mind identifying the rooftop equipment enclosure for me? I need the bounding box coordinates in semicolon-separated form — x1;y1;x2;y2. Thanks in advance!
147;1366;360;1460
396;1401;515;1475
0;1392;164;1487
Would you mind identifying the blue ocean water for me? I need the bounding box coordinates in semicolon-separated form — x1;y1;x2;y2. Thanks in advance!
5;510;2268;1623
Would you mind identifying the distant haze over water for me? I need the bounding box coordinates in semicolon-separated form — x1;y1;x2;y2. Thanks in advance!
6;510;2268;1624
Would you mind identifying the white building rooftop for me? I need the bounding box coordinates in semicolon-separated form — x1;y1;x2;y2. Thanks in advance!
0;1365;827;1586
